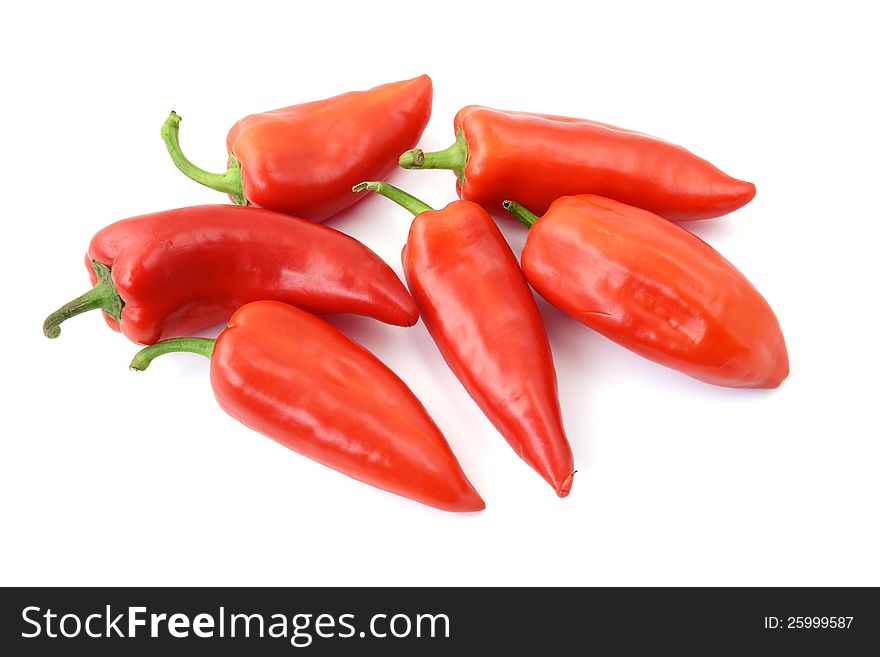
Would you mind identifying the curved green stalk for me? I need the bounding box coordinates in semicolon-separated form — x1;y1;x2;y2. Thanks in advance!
130;337;216;372
353;181;433;216
502;200;540;228
398;129;467;186
160;111;246;206
43;261;124;338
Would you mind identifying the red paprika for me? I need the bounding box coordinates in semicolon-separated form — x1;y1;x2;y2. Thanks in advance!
354;181;575;497
43;205;418;344
505;196;788;388
130;301;484;512
162;76;433;222
400;105;755;222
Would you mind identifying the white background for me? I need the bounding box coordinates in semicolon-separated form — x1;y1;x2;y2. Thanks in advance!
2;1;878;586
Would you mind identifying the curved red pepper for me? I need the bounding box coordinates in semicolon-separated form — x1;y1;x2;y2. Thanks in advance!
505;195;788;388
400;105;755;222
42;205;418;344
162;76;433;222
130;301;484;513
354;182;575;497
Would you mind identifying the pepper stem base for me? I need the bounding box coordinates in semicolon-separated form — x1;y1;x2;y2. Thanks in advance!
130;337;216;371
502;200;540;227
353;181;434;216
43;261;124;339
398;129;468;186
160;111;246;206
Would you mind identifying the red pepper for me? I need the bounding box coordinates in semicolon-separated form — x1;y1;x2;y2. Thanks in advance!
42;205;418;344
400;105;755;222
129;301;484;513
161;76;433;222
353;181;575;497
504;196;788;388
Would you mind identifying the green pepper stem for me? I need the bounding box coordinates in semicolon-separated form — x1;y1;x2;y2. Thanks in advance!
43;261;124;339
353;181;434;216
130;337;216;371
502;200;540;228
160;111;247;206
398;129;467;186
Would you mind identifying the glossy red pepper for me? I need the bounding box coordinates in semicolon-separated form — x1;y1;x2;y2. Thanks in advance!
42;205;418;344
504;195;788;388
400;105;755;222
354;181;575;497
161;76;433;222
129;301;484;512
